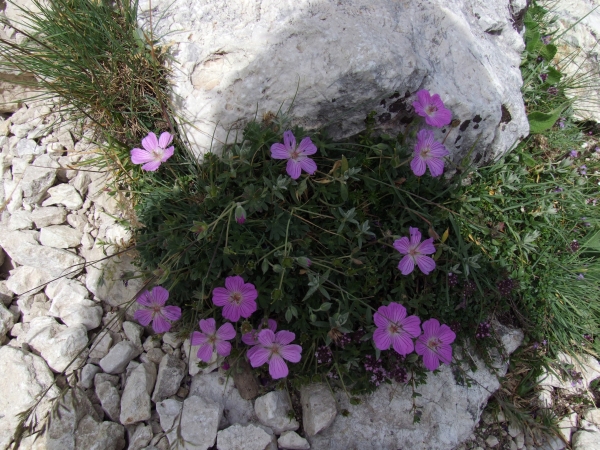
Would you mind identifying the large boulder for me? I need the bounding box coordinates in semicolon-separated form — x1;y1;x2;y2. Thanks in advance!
138;0;528;164
552;0;600;123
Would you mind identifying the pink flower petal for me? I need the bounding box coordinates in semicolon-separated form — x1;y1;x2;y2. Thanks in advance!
402;315;422;338
387;302;407;323
267;319;277;332
398;255;415;275
373;307;390;328
415;254;436;275
268;354;289;379
248;346;270;367
429;141;449;158
222;303;241;322
142;132;159;152
422;350;440;371
242;331;258;346
162;305;181;321
437;325;456;345
409;227;422;247
280;344;302;363
299;157;317;175
297;137;317;155
161;146;175;163
426;158;445;177
283;130;296;151
286;159;302;179
150;286;169;306
191;331;208;346
410;155;426;176
225;276;245;292
393;237;410;255
436;344;453;364
415;90;432;107
152;315;171;334
212;287;230;306
271;143;290;160
216;322;236;341
416;238;436;255
199;318;216;335
134;309;153;326
415;339;427;355
422;318;441;336
215;339;232;357
141;160;161;171
131;148;154;164
416;129;435;149
392;332;415;355
258;329;276;346
136;290;154;307
197;343;214;363
373;328;392;350
240;284;258;302
274;330;295;346
238;298;257;319
158;132;173;148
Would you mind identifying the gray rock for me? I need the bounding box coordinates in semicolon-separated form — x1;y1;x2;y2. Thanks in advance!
0;229;84;278
20;156;57;203
143;347;166;364
7;209;33;230
100;341;142;374
123;321;144;348
0;302;15;339
300;384;337;437
141;0;528;165
96;381;122;421
89;331;114;359
32;206;68;228
255;390;299;434
156;398;183;437
120;362;157;425
47;278;102;330
95;372;120;387
0;280;13;306
71;171;92;197
40;225;83;248
79;363;101;389
538;352;600;393
143;335;161;352
163;331;184;348
278;431;311;450
73;415;126;450
189;372;256;428
486;436;499;447
128;423;153;450
0;346;59;450
217;423;273;450
42;183;83;210
152;354;187;403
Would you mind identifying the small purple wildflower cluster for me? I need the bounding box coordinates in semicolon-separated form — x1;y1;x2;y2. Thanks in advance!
315;346;333;365
497;278;517;296
475;321;491;339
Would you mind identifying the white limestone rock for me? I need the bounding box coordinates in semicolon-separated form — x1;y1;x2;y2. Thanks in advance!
0;302;15;339
300;384;337;437
42;183;84;210
278;431;311;450
20;155;57;203
0;346;59;450
183;337;221;376
123;321;144;348
120;362;157;425
152;354;187;403
31;206;68;228
40;324;89;373
217;423;273;450
89;330;114;359
0;280;13;306
163;331;184;348
47;278;102;330
99;340;142;374
7;209;33;230
572;428;600;450
0;229;84;278
138;0;528;165
255;390;299;435
96;381;122;422
128;423;154;450
79;363;101;389
189;372;256;428
538;352;600;393
40;225;83;248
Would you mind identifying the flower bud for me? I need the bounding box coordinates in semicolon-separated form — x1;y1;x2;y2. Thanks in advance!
296;257;312;268
235;204;246;224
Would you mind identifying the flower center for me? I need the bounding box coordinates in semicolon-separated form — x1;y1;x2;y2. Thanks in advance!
290;149;300;160
425;105;438;115
208;335;217;344
420;146;431;159
230;292;242;304
152;305;162;314
389;323;403;335
428;337;441;350
270;343;281;356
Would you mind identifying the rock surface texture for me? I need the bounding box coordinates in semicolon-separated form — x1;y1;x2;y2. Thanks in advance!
137;0;529;164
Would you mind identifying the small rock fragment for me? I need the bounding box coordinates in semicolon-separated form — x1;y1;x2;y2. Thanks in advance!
300;383;337;437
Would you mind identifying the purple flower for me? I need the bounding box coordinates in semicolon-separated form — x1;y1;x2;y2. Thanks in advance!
270;130;318;179
131;132;175;171
393;227;436;275
570;150;579;158
235;204;247;224
213;276;258;322
247;329;302;379
133;286;182;333
577;273;585;280
373;302;421;355
415;318;456;371
540;73;548;82
547;86;558;96
412;90;452;128
579;165;587;176
191;318;236;362
242;318;277;345
542;35;552;45
410;129;449;177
